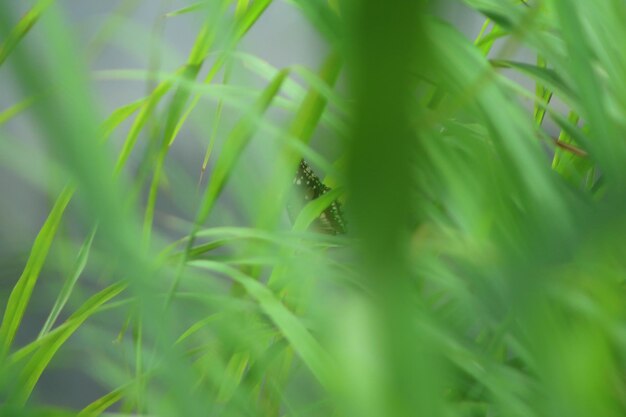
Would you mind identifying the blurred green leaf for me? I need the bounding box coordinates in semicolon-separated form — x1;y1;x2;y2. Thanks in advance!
0;0;55;66
189;260;334;391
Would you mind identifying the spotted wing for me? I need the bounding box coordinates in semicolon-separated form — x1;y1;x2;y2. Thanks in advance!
289;159;346;235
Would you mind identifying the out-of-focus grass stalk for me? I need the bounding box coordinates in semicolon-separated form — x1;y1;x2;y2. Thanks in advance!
342;1;444;417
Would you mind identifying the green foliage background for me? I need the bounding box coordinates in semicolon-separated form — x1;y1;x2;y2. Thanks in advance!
1;0;626;416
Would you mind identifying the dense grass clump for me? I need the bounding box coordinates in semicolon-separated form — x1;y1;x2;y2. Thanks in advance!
2;1;626;416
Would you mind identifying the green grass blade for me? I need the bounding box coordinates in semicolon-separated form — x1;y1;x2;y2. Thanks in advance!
165;1;210;18
100;98;147;140
0;185;74;356
476;23;508;55
291;65;348;113
165;0;272;149
0;96;35;126
13;282;127;406
192;69;289;231
533;54;552;126
114;75;178;173
166;54;228;148
175;314;220;345
490;59;577;107
552;0;626;182
164;69;287;308
37;227;97;339
287;50;342;146
78;385;127;417
551;111;592;187
292;187;344;233
189;260;333;390
0;0;55;67
233;0;273;40
216;351;250;403
198;65;232;188
143;4;234;243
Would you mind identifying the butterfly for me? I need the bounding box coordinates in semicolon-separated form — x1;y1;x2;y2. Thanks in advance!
288;159;346;235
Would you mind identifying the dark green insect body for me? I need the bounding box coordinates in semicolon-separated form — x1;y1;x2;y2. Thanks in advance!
289;159;346;235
